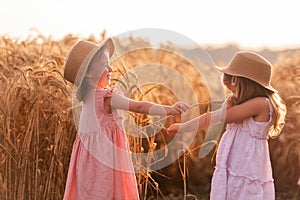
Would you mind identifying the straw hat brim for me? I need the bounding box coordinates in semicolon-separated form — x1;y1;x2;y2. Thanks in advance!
214;65;277;93
76;38;114;101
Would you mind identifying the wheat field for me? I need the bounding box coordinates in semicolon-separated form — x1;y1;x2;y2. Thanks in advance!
0;32;299;200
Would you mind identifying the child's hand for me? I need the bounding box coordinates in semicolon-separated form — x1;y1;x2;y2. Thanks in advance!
169;102;190;115
225;94;236;109
166;123;182;135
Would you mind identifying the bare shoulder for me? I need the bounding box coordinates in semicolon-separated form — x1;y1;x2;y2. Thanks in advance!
243;97;270;122
244;97;269;108
225;97;269;123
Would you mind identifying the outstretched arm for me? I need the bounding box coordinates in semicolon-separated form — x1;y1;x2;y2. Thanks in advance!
167;111;214;135
167;96;269;135
109;92;189;115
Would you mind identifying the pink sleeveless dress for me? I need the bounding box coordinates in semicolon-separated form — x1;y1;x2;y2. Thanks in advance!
210;98;275;200
63;87;139;200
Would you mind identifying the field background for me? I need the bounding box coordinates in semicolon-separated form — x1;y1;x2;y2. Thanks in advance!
0;32;299;200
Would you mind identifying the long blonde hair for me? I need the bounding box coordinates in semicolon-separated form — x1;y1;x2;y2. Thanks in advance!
223;74;287;138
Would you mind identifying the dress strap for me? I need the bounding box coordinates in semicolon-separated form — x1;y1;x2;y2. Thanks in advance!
265;98;273;116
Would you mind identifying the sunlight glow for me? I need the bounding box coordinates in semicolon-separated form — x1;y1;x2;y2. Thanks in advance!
1;0;299;50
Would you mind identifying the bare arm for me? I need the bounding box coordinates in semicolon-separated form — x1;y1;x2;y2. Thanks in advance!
167;97;269;135
108;92;189;115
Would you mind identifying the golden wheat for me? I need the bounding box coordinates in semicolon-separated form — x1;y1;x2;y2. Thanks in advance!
269;51;300;194
0;33;299;200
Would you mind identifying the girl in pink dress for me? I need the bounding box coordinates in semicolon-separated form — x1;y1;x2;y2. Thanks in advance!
63;38;189;200
167;51;287;200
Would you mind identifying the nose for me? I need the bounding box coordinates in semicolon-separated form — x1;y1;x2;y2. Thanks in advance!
107;66;112;72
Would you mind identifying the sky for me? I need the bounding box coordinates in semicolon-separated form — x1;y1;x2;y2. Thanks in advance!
1;0;300;50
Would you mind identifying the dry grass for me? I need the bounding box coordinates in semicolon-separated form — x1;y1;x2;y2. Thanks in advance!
0;32;299;200
109;38;215;199
269;51;300;196
0;34;83;200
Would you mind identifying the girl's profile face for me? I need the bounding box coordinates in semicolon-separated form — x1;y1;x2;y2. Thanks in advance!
223;73;237;95
97;51;112;88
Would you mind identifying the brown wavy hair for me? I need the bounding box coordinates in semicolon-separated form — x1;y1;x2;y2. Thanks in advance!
223;74;287;138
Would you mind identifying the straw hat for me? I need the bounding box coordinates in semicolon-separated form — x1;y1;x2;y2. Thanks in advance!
215;51;277;92
64;38;114;100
